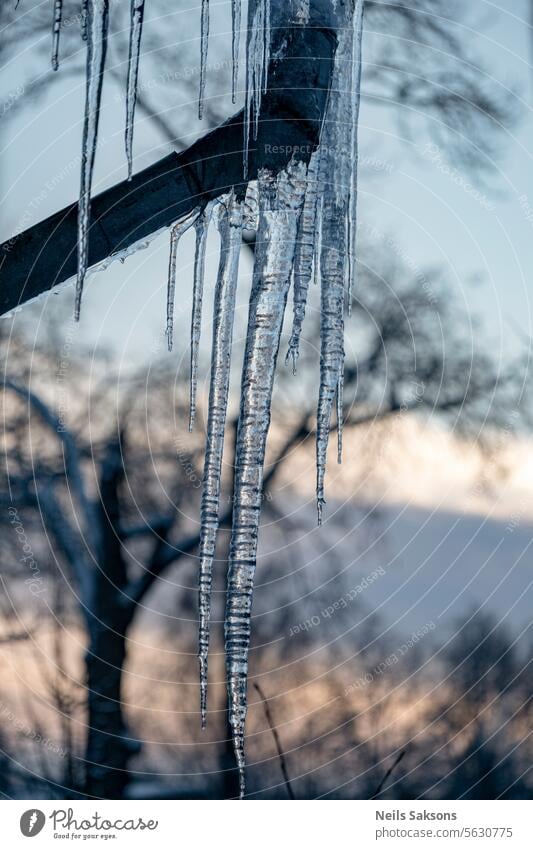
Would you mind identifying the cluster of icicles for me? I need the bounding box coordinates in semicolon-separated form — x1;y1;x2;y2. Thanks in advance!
50;0;364;797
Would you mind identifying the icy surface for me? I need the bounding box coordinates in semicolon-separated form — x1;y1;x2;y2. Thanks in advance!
198;193;243;728
75;0;109;321
51;0;63;71
189;201;216;432
225;160;307;796
125;0;146;181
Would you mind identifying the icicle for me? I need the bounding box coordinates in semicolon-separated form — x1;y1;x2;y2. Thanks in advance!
314;0;363;521
81;0;89;41
225;160;307;797
347;0;365;317
262;0;270;96
75;0;110;321
285;150;320;372
313;192;323;287
243;0;271;175
51;0;63;71
198;0;209;119
231;0;241;104
336;370;344;464
166;208;200;351
315;203;346;525
125;0;145;182
198;193;243;729
189;201;216;432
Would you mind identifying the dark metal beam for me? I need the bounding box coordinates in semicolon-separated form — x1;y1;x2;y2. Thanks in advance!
0;15;335;316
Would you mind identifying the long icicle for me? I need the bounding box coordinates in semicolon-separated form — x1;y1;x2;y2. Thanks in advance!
75;0;110;321
231;0;241;104
225;160;307;798
198;193;243;729
198;0;209;119
189;201;216;432
336;371;344;464
347;0;365;317
166;208;200;351
51;0;63;71
286;150;320;373
316;203;346;524
243;2;260;176
262;0;270;96
315;0;364;520
252;0;269;140
125;0;146;181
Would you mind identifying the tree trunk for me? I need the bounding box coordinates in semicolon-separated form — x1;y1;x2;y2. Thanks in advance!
83;440;139;799
84;614;138;798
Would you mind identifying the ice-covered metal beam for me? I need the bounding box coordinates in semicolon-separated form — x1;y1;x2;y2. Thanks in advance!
0;3;336;316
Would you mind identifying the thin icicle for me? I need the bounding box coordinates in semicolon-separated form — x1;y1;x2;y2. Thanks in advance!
198;0;209;119
125;0;145;181
231;0;241;104
225;160;307;798
252;0;270;139
313;192;323;287
336;371;344;464
314;0;361;521
262;0;270;96
51;0;63;71
347;0;365;316
189;201;216;432
166;208;200;351
75;0;110;321
316;203;346;525
286;150;320;372
81;0;89;40
198;193;243;729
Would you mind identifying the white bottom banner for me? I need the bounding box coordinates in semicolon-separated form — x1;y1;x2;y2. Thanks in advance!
2;800;531;848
